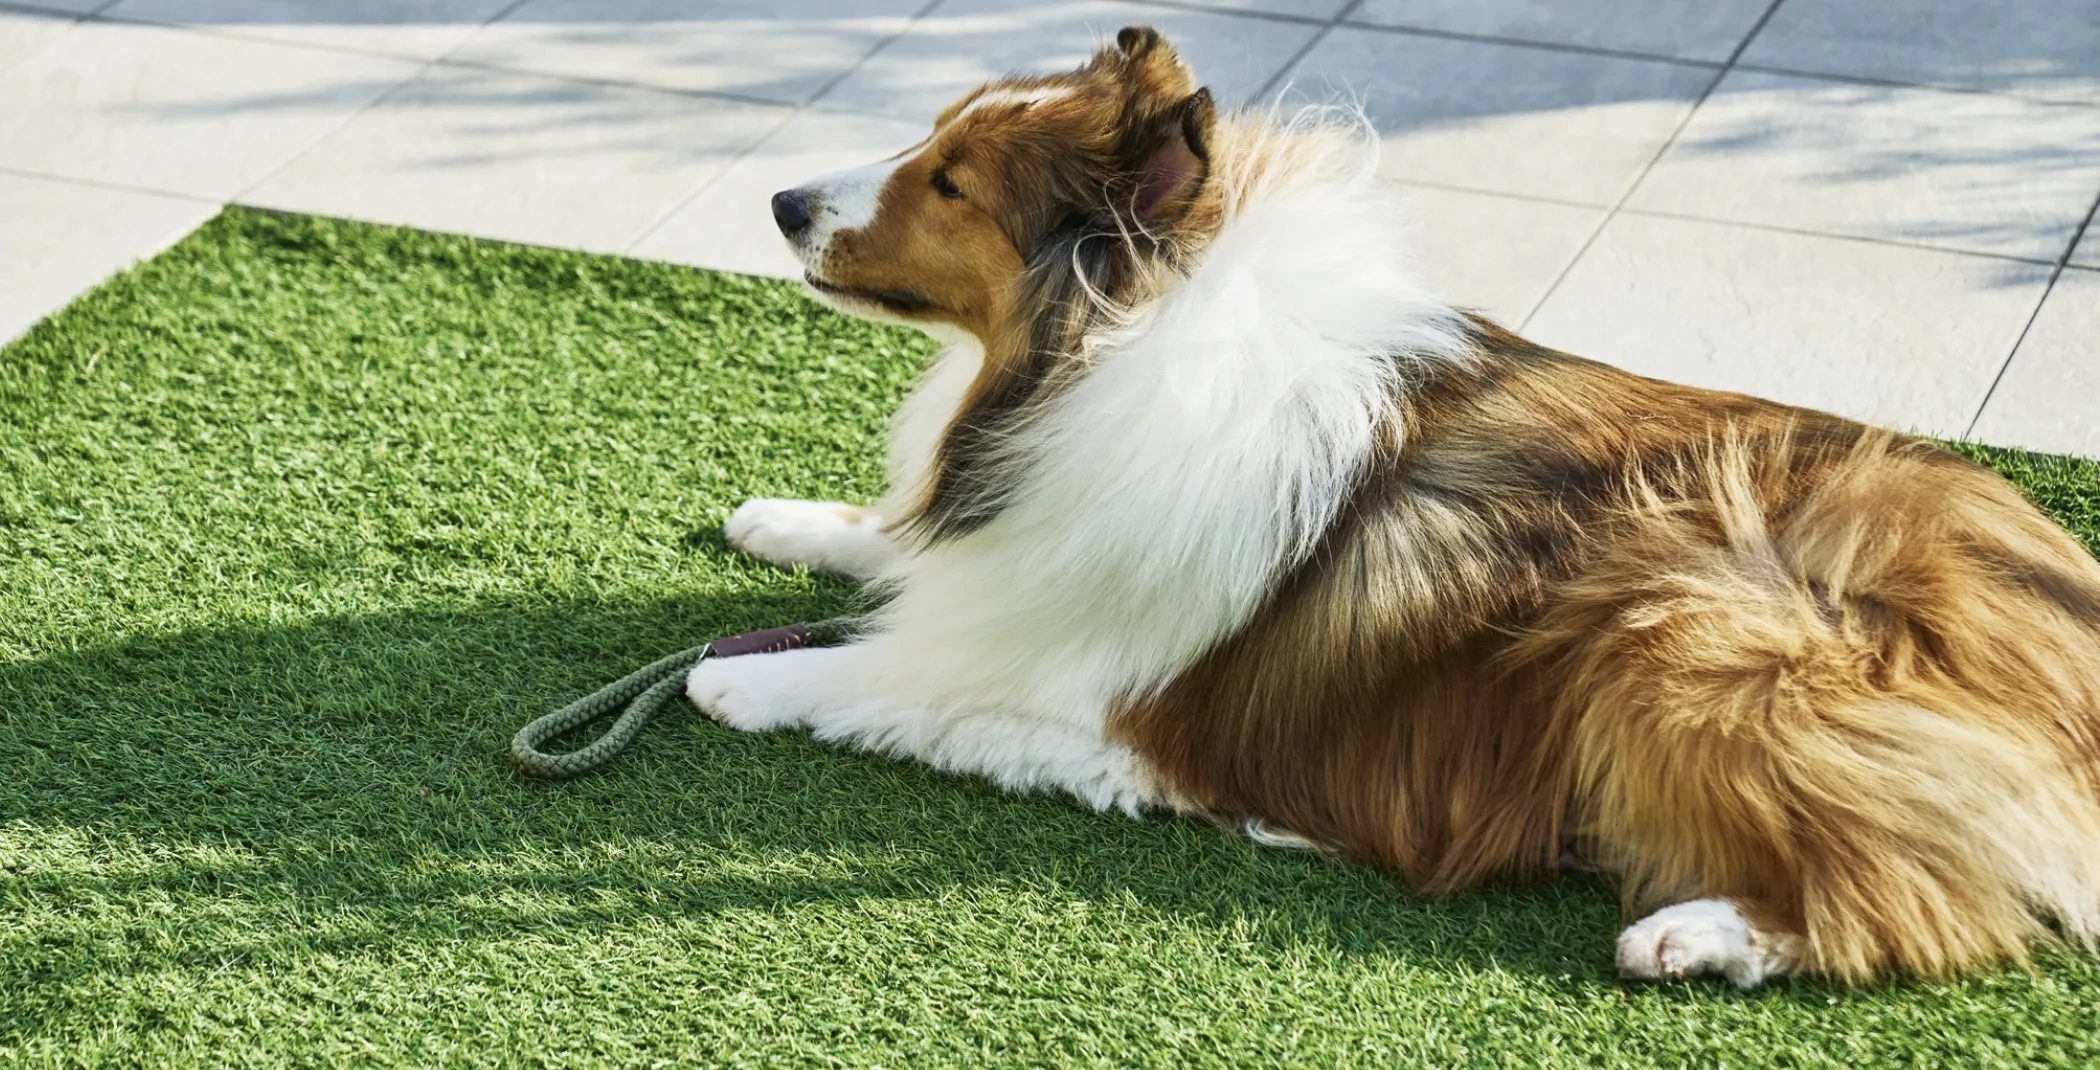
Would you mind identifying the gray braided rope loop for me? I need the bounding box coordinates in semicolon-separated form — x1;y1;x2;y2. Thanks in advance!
510;619;854;779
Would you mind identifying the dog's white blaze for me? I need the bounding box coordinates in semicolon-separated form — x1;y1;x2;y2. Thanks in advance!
694;125;1469;814
794;154;904;277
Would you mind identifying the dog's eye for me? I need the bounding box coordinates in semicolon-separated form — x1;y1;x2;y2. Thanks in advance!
930;169;965;200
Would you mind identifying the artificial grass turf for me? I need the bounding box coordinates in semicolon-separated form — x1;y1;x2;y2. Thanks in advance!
3;209;2099;1069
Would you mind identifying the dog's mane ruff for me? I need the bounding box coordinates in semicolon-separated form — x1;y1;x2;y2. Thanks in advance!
860;109;1469;734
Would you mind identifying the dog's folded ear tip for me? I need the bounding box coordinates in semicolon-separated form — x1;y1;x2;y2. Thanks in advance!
1115;25;1161;57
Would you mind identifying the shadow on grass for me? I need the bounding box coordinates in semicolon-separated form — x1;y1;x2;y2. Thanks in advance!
2;589;1640;1011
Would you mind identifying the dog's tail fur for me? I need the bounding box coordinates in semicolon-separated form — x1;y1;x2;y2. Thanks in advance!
1523;432;2100;982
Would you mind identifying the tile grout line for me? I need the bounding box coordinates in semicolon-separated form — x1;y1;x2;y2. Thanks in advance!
1615;205;2062;267
1960;186;2100;440
222;0;545;208
1252;0;1366;104
618;0;950;256
0;163;222;203
1331;16;1723;70
1514;0;1789;331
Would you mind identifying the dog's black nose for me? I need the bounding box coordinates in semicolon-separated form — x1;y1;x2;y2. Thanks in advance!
771;189;812;237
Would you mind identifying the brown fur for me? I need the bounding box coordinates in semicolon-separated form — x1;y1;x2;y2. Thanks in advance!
1110;322;2100;982
827;28;2100;983
811;29;1225;541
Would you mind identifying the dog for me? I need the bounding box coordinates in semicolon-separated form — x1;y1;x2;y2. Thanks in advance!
687;27;2100;987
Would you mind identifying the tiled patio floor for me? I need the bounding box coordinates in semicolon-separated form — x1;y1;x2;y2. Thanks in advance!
2;0;2095;454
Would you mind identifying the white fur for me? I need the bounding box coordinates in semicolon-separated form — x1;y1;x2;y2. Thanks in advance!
693;122;1468;815
725;498;894;578
790;155;904;280
1616;899;1802;988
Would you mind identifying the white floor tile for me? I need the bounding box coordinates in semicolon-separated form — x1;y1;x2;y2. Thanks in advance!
1350;0;1771;63
450;0;928;106
100;0;516;61
1630;69;2100;262
629;108;927;278
0;20;418;198
815;0;1317;121
1287;27;1712;205
1524;213;2051;437
0;5;76;73
1742;0;2100;105
1395;184;1604;325
2072;221;2099;269
1969;268;2100;459
0;172;218;344
241;66;789;254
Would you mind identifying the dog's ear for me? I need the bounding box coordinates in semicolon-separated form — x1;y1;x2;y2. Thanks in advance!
1101;26;1197;106
1126;88;1216;226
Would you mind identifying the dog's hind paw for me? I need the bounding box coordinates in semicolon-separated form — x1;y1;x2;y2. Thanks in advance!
1616;899;1797;989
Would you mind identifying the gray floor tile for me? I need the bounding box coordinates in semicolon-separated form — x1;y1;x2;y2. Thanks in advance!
101;0;516;61
1162;0;1350;21
815;0;1316;121
1969;268;2100;458
1350;0;1771;63
1629;69;2100;261
1286;26;1712;204
0;6;75;74
0;20;418;198
630;107;927;277
241;66;790;254
1742;0;2100;105
450;0;927;106
1524;212;2051;436
1395;184;1605;324
5;0;104;14
0;172;217;343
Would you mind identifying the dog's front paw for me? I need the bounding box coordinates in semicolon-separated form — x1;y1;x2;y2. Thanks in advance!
724;498;887;576
1617;899;1789;989
686;652;816;733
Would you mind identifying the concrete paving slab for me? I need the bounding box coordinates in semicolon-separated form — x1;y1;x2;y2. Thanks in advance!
449;0;927;106
1164;0;1347;20
1286;26;1713;205
0;19;418;198
629;107;927;277
1525;212;2051;436
1630;68;2100;261
814;0;1317;120
1969;268;2100;458
100;0;515;60
0;5;76;73
1395;184;1606;325
1349;0;1771;63
0;171;217;344
1742;0;2100;105
2072;222;2099;269
6;0;105;14
242;66;790;254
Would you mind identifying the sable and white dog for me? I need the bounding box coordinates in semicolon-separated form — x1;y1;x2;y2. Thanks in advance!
688;28;2100;986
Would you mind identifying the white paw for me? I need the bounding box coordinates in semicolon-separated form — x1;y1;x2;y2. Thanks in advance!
686;650;822;733
1616;899;1789;989
724;498;890;576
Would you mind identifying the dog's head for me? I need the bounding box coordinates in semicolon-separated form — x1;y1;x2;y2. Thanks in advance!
771;26;1218;347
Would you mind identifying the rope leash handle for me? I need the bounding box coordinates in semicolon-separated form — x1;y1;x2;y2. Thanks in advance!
511;620;848;779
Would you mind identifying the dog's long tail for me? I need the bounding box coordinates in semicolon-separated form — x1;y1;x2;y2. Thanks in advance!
1529;431;2100;982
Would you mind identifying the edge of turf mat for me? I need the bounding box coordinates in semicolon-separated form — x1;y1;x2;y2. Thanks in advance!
3;208;2096;1068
